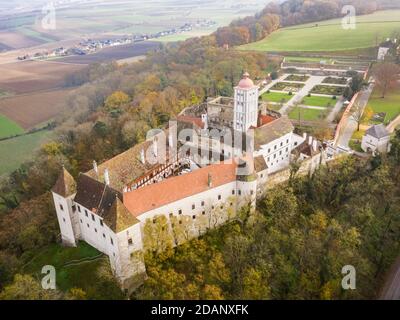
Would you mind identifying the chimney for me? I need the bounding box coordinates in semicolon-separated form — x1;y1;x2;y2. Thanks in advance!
208;173;212;188
140;148;145;164
168;132;173;148
153;139;158;158
93;160;98;175
201;113;208;130
313;140;318;152
104;168;110;186
308;136;313;145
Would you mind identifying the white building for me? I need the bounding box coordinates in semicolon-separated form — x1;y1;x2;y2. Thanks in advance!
361;124;391;153
52;73;322;290
233;72;259;132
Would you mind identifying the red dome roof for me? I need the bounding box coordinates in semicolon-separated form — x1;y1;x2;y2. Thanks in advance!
238;72;255;89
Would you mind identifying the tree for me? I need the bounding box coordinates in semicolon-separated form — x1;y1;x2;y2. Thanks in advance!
104;91;130;111
351;103;364;132
372;63;400;98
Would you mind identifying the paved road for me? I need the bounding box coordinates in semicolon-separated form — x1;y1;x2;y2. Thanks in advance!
336;83;374;148
380;256;400;300
279;76;326;114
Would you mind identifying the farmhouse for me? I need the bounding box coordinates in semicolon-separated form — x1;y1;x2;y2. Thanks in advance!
52;73;326;290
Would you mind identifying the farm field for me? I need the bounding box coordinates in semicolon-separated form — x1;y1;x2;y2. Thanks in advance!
367;87;400;124
0;60;85;94
0;88;74;129
301;96;337;107
288;107;326;121
238;10;400;52
261;91;293;103
0;114;24;139
0;130;52;177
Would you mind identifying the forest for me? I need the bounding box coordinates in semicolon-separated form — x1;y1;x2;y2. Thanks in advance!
0;0;399;299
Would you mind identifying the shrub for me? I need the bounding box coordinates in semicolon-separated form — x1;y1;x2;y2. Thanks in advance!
333;96;337;100
288;92;293;96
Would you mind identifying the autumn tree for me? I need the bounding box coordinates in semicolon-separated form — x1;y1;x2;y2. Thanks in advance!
372;63;400;98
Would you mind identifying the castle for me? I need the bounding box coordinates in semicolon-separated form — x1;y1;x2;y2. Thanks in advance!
52;73;325;290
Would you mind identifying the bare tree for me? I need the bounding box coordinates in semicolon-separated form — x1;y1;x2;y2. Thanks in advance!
351;103;364;132
372;63;400;98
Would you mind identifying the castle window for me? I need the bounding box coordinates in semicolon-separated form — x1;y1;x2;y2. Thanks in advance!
87;223;89;228
201;201;205;207
78;206;81;213
232;190;235;195
286;147;289;152
178;209;182;215
95;228;97;233
218;195;221;200
279;151;282;155
63;218;66;223
274;145;277;150
91;214;95;221
169;213;173;218
110;238;114;245
103;233;105;238
80;219;82;223
72;205;76;212
287;139;289;144
59;204;64;211
202;211;206;215
179;220;182;225
128;238;133;245
192;215;196;220
251;190;254;195
192;204;195;210
280;142;283;147
85;210;88;217
220;205;223;210
100;220;104;227
268;149;270;153
238;190;242;196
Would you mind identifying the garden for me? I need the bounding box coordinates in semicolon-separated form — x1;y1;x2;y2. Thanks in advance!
322;77;348;85
288;106;328;121
285;74;310;82
301;95;337;108
271;81;305;92
310;85;345;96
367;88;400;124
261;91;293;103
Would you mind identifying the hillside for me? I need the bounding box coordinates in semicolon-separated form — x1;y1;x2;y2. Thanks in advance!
239;10;400;52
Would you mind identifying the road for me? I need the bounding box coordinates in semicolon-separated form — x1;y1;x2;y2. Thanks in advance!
380;256;400;300
336;83;374;148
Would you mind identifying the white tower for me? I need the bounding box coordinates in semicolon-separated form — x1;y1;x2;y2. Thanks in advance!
233;72;259;132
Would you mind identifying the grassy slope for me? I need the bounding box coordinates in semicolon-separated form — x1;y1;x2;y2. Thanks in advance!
239;10;400;52
0;130;51;177
367;88;400;124
0;114;24;139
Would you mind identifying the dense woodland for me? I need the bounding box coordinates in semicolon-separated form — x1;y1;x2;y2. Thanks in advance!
0;0;399;299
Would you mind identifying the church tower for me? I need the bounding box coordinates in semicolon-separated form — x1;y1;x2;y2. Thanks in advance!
233;72;259;132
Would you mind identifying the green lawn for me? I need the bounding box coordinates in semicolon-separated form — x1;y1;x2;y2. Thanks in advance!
21;242;123;299
0;114;24;139
0;130;52;177
261;91;293;103
301;96;337;107
288;107;327;121
239;10;400;52
368;88;400;124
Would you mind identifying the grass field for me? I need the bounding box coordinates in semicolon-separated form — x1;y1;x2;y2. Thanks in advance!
367;88;400;124
288;107;327;121
261;91;293;103
21;242;124;299
0;114;24;139
239;10;400;52
301;96;337;107
0;130;52;177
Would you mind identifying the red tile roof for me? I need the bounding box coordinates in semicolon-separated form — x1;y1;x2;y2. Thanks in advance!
259;114;276;126
123;162;238;217
177;115;205;129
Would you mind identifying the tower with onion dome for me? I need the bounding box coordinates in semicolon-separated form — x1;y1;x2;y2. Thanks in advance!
233;72;259;132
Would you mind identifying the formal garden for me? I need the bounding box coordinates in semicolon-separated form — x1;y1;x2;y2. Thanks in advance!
301;95;337;107
288;106;328;121
271;81;305;92
310;85;345;96
322;76;349;85
285;74;310;82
